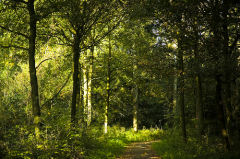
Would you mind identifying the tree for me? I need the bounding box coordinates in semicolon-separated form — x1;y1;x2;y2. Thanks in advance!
104;27;111;133
55;0;123;125
0;0;60;139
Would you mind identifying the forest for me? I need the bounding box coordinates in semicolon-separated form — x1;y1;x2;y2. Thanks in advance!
0;0;240;158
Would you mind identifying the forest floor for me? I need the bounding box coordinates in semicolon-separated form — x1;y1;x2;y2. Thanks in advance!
117;140;161;159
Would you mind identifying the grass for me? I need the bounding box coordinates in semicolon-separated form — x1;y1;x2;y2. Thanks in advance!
152;129;240;159
85;126;163;159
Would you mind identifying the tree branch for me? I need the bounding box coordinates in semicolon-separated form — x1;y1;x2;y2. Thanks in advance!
36;58;52;70
81;16;123;51
0;25;29;39
12;0;28;5
0;43;28;51
41;71;72;109
59;28;73;43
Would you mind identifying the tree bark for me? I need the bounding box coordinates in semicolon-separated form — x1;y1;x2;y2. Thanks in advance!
83;59;88;126
79;63;83;124
27;0;41;139
132;55;138;132
177;36;187;142
71;31;81;125
216;75;231;150
173;55;178;117
87;47;94;126
195;75;204;135
193;31;204;136
222;1;233;147
133;82;138;132
104;32;111;134
211;0;231;150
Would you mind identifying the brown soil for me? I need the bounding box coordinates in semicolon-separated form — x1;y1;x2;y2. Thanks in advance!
117;141;161;159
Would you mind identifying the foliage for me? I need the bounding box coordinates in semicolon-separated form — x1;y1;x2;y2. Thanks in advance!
152;129;240;159
0;0;240;158
0;123;161;158
87;126;162;159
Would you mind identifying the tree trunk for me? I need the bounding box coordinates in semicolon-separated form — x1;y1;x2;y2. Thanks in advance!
177;37;187;142
104;71;110;134
87;47;94;126
195;75;204;135
133;82;138;132
104;32;111;134
28;0;41;139
173;55;178;117
216;75;231;150
222;1;233;149
211;0;231;150
83;59;88;126
79;63;83;124
132;55;138;132
71;31;81;125
193;31;204;136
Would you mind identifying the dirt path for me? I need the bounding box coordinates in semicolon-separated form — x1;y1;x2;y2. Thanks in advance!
117;141;161;159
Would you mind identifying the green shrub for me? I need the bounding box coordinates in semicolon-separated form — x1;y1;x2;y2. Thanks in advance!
152;129;240;159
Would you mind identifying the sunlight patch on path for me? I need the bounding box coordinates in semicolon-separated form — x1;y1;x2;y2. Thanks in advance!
117;141;161;159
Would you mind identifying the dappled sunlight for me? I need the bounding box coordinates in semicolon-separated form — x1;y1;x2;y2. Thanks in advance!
118;141;161;159
1;0;240;158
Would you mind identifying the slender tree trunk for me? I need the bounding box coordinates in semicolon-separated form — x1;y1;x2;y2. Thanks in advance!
83;60;88;126
195;75;204;135
87;47;94;126
173;55;178;116
104;71;110;134
222;1;233;149
211;1;231;150
177;37;187;142
167;74;177;128
28;0;41;139
133;82;138;132
216;75;231;150
79;63;84;125
132;55;138;132
71;31;81;125
193;31;204;136
104;32;111;134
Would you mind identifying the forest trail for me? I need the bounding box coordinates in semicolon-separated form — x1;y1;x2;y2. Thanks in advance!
117;141;161;159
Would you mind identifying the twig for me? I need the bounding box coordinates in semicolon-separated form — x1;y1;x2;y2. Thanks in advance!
41;71;72;109
0;25;29;39
0;43;28;51
36;58;52;69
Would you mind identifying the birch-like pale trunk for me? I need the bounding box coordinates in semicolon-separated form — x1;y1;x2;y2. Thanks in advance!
104;30;111;134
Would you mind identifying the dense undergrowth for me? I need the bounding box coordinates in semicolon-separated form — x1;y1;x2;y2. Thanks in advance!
0;124;162;159
152;128;240;159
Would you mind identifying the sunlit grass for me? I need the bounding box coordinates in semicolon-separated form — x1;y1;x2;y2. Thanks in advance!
86;126;162;159
1;124;162;158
